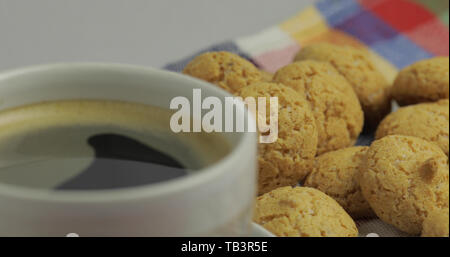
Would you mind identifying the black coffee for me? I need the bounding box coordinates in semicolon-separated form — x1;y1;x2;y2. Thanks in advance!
0;100;230;190
56;134;187;190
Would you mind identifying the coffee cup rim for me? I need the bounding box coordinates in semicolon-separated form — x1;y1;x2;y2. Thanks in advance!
0;63;257;203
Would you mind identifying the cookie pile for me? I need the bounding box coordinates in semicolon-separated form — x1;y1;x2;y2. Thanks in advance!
182;46;449;237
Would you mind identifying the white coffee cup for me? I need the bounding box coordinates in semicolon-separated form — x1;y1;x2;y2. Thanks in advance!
0;63;258;236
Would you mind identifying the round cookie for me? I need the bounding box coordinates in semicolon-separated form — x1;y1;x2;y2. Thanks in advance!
237;82;318;195
294;43;391;126
359;135;449;235
304;146;374;219
392;57;449;106
253;186;358;237
421;208;449;237
274;61;364;154
376;99;449;156
183;51;263;94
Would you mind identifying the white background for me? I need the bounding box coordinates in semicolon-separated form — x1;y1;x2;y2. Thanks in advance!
0;0;316;71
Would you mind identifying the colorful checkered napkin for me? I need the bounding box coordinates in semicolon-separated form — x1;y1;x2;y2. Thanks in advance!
165;0;449;237
166;0;449;76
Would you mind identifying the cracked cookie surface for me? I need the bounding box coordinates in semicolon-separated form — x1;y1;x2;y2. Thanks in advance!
421;208;449;237
376;99;449;156
253;186;358;237
304;146;374;219
359;135;449;235
183;51;263;94
274;61;363;154
294;43;391;126
237;82;318;195
392;57;449;106
260;70;273;82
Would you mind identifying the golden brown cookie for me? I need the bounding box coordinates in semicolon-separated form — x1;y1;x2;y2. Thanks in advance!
260;70;273;82
359;135;449;235
392;57;449;106
376;99;449;156
304;146;374;219
294;43;392;126
421;208;449;237
253;186;358;237
183;51;263;94
273;61;364;154
237;82;318;195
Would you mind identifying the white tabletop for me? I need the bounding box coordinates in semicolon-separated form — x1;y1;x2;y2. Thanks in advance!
0;0;316;71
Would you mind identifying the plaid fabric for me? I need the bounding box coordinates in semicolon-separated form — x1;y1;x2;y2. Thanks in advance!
166;0;449;79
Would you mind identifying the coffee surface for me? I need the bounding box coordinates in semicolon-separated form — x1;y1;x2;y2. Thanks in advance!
0;100;230;190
